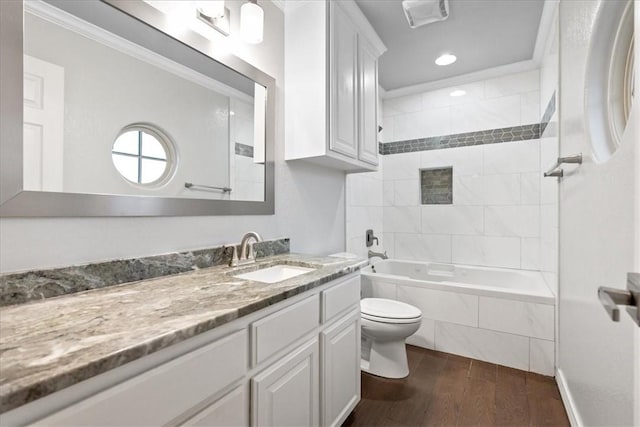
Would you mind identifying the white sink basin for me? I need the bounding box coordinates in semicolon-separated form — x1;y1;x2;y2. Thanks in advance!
234;265;316;284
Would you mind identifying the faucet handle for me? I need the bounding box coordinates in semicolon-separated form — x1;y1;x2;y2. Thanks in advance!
226;244;239;267
247;242;256;261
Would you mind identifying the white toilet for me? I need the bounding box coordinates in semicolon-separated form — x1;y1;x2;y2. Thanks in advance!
360;298;422;379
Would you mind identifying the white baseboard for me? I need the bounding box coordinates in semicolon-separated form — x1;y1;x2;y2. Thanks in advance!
555;368;583;427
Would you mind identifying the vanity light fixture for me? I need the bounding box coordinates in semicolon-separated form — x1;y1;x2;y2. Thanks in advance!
196;1;225;18
196;1;230;36
450;89;466;97
240;0;264;44
435;53;456;66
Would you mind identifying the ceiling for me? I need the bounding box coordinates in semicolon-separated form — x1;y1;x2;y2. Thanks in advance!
355;0;545;91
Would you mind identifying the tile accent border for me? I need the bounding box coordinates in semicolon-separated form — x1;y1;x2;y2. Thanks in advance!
540;91;557;137
235;142;254;158
0;238;290;307
379;123;542;155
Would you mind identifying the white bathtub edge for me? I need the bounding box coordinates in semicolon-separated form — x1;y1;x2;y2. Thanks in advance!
361;271;555;305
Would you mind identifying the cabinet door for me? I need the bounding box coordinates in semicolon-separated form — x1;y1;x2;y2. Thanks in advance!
321;309;361;427
251;338;319;427
358;38;379;166
329;1;358;159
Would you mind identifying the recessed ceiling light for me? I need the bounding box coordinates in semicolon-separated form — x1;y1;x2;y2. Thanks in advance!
435;53;457;66
450;89;466;97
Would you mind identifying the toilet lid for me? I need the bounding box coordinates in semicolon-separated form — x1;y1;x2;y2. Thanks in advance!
360;298;422;320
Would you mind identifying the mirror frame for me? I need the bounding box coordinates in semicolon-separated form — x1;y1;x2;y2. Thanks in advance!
0;0;275;216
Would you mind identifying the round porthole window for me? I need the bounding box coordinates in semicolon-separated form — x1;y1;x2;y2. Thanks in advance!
585;0;634;162
111;124;176;186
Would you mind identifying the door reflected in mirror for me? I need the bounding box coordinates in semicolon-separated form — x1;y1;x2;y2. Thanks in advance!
22;2;266;202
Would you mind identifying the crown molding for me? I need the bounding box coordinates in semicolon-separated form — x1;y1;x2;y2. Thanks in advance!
533;0;559;64
269;0;285;12
378;85;387;98
339;0;387;56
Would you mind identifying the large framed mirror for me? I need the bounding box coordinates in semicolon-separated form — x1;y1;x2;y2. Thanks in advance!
0;0;275;216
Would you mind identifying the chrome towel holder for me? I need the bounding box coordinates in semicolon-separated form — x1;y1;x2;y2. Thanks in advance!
543;153;583;178
184;182;232;192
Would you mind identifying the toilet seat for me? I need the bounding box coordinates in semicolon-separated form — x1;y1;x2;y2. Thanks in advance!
360;298;422;324
361;312;421;324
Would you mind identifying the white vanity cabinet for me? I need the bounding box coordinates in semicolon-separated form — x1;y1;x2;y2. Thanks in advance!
284;0;386;172
4;273;362;427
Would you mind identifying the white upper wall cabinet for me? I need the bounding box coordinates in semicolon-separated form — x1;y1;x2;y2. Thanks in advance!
284;0;386;172
329;3;359;159
357;37;380;165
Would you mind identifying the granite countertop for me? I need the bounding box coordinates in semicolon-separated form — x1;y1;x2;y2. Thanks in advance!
0;253;367;413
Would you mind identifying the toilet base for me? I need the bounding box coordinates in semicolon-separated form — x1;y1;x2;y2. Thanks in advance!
360;338;409;379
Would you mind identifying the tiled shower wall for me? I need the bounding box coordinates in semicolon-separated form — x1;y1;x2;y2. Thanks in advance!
345;164;384;258
347;69;557;278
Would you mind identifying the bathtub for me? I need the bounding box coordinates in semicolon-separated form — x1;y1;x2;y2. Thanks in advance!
362;260;554;304
360;260;556;375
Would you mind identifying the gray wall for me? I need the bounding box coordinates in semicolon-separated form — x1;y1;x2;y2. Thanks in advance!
0;0;346;273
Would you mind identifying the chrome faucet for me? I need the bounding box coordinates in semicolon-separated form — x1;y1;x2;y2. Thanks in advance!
229;232;264;267
368;249;388;260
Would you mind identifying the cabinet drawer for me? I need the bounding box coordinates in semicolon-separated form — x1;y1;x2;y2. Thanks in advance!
322;276;360;322
251;295;319;366
34;330;247;427
181;384;247;427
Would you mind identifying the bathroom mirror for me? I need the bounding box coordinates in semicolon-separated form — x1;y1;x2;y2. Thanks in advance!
0;0;275;216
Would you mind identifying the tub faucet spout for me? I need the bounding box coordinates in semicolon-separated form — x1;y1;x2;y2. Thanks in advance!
368;249;388;260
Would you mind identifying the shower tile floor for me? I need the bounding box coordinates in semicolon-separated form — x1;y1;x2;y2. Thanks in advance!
343;345;570;427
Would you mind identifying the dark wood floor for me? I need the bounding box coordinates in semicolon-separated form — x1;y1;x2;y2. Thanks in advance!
343;345;570;427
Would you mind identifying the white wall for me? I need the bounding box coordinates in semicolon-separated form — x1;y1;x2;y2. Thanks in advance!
0;1;346;273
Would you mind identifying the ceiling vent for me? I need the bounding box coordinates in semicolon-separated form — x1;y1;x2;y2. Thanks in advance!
402;0;449;29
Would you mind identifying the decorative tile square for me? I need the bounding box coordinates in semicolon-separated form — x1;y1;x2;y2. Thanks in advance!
421;167;453;205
